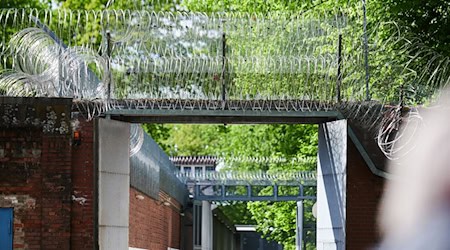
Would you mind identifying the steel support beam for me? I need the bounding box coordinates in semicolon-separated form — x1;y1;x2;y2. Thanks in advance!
195;195;316;202
104;109;339;124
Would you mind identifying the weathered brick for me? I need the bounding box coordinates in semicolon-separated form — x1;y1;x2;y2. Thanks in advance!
129;188;183;250
0;104;190;250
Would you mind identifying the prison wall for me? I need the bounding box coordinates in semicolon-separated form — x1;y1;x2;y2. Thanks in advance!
0;129;74;250
0;98;74;250
128;130;188;250
346;137;385;249
129;188;182;250
0;97;191;250
70;117;95;249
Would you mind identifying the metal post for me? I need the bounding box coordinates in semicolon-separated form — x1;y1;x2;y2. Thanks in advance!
337;34;342;102
274;184;278;200
201;201;213;250
195;185;201;199
362;0;370;100
221;33;227;106
193;201;200;250
58;46;63;97
106;31;112;101
296;200;304;250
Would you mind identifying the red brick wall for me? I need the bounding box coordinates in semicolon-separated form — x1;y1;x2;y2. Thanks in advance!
70;119;95;249
40;134;73;249
0;129;43;249
0;117;97;250
0;116;187;250
0;129;73;250
346;138;385;250
129;188;182;250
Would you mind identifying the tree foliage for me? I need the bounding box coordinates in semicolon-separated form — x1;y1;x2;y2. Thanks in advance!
370;0;450;55
0;0;49;8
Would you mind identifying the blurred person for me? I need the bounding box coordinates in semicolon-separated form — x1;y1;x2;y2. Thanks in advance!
377;94;450;249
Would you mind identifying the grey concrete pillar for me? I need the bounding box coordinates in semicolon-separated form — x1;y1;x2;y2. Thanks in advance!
296;200;304;250
96;119;130;250
317;120;347;250
201;201;213;250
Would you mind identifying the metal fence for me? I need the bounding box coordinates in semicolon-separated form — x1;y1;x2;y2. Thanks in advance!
0;7;367;109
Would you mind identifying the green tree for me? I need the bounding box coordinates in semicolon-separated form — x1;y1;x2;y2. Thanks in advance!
0;0;49;8
142;123;172;151
0;0;50;72
370;0;450;55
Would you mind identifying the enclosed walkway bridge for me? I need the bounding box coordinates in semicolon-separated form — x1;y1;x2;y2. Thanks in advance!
178;170;316;202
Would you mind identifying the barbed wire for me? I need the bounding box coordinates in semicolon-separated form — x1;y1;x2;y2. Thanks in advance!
176;170;316;185
129;123;145;157
170;155;317;165
1;7;449;162
0;8;364;103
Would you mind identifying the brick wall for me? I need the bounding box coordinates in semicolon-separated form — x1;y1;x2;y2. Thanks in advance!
0;112;96;250
70;118;95;249
0;128;42;249
346;138;385;250
40;134;73;249
129;188;182;250
0;129;73;249
0;114;188;250
0;98;193;250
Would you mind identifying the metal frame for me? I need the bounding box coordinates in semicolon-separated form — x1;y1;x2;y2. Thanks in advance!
105;108;339;124
188;172;317;250
193;183;315;202
180;171;317;202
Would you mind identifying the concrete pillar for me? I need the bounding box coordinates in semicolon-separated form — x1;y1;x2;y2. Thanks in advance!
296;200;304;250
96;118;130;250
201;201;213;250
317;120;347;250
